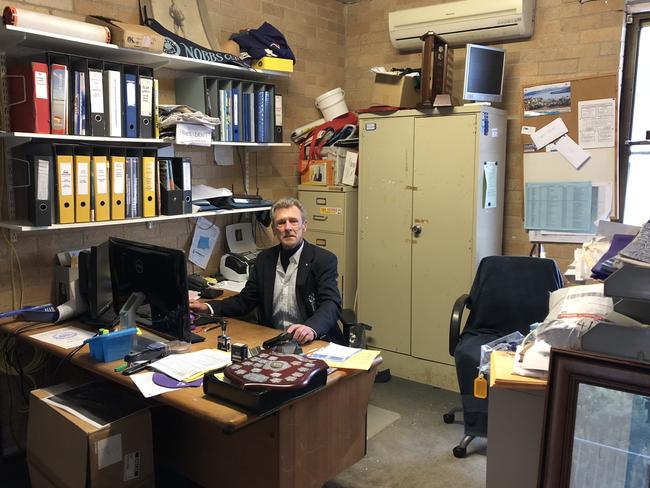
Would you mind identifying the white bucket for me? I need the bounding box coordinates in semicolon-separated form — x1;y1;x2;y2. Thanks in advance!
315;88;348;121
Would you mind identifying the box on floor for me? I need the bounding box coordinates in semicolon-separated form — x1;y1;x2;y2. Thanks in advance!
27;385;154;488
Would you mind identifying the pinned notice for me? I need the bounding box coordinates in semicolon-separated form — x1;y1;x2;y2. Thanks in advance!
556;135;591;169
530;117;568;150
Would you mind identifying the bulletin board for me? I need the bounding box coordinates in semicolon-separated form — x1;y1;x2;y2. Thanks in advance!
521;74;619;241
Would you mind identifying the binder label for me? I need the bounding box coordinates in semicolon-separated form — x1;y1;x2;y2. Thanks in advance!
35;72;48;99
89;71;104;112
96;162;108;194
37;159;49;199
60;162;73;196
183;161;191;190
77;162;90;195
126;81;136;105
114;161;125;194
140;78;153;117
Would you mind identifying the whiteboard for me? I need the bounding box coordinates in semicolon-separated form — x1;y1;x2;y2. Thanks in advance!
523;147;617;217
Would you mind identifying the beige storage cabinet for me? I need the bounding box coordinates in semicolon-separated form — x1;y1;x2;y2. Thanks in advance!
299;185;358;309
358;107;506;388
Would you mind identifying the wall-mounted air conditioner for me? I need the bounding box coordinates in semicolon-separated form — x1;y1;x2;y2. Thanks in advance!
389;0;536;51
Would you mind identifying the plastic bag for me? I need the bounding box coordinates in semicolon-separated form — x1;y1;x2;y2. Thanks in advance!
478;331;525;376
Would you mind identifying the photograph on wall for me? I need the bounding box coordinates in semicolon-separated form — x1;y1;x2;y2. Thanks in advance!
140;0;219;50
524;81;572;117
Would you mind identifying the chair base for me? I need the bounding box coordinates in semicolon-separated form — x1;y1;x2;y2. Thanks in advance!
442;406;462;424
452;435;475;459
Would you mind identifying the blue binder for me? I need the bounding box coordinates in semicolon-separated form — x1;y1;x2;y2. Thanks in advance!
124;73;137;138
255;91;265;143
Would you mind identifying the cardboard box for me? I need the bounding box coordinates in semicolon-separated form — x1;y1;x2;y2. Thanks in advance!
371;73;420;108
27;384;154;488
300;160;335;186
86;16;163;53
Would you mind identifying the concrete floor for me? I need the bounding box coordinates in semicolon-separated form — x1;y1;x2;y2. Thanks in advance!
325;376;487;488
1;376;486;488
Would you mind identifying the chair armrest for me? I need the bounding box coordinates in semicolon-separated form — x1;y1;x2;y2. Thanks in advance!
449;294;470;357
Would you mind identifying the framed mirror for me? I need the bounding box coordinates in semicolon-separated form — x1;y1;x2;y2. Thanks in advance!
539;348;650;488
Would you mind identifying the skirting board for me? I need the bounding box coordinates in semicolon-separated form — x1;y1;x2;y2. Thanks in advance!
372;348;459;392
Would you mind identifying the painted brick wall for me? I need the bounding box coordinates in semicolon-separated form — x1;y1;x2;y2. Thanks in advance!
343;0;625;273
0;0;346;310
0;0;626;311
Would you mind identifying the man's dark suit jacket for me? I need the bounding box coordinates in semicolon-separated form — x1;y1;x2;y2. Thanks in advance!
208;240;344;344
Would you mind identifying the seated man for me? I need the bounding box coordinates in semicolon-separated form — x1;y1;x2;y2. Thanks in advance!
190;197;344;345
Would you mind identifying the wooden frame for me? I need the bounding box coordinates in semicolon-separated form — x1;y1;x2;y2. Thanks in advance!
539;348;650;488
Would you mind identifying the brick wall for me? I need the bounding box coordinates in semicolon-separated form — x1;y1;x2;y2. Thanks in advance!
343;0;626;273
0;0;626;311
0;0;346;310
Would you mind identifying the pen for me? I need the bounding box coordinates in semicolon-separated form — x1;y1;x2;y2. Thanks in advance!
204;324;220;333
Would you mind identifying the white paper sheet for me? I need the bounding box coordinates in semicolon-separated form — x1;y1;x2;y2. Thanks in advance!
310;343;361;362
530;117;569;150
30;326;96;349
150;349;231;382
130;372;177;398
556;135;591;169
578;98;615;149
191;184;231;202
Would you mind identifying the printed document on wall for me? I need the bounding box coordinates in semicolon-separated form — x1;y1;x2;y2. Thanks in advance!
578;98;615;149
524;181;595;233
483;161;498;208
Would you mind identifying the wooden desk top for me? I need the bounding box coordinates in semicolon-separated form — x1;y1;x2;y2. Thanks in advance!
1;318;379;432
489;351;547;391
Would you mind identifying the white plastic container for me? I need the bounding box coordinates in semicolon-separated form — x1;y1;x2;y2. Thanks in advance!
315;88;348;121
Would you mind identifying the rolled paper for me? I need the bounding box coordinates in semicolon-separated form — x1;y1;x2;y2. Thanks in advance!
3;6;110;44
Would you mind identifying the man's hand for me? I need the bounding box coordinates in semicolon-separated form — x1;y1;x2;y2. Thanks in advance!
287;324;316;345
189;299;209;314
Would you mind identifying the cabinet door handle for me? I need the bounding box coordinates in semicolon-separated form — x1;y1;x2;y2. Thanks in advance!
313;215;328;221
411;224;422;237
316;238;327;246
316;198;327;205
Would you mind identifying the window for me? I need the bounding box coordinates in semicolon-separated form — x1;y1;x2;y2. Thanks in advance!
620;13;650;225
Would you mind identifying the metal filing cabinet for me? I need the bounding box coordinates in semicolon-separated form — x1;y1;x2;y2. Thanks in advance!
298;185;358;309
358;107;506;369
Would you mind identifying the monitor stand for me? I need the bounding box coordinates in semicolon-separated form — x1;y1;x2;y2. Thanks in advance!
81;308;119;328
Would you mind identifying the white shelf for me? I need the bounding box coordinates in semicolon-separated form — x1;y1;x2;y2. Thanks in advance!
0;206;271;232
0;25;289;80
0;131;171;148
0;132;291;148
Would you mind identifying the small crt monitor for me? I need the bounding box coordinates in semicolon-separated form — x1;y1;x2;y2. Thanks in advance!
109;237;192;343
463;43;506;103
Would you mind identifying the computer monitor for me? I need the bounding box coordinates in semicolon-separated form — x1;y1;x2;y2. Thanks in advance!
108;237;194;343
79;241;117;326
463;44;506;103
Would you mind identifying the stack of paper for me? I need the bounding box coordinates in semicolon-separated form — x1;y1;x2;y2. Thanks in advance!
150;349;231;382
309;344;381;370
618;222;650;268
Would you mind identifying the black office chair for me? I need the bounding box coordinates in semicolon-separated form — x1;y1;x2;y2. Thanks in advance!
444;255;563;458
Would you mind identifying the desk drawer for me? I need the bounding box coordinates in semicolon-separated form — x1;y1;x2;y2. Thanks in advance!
301;192;345;233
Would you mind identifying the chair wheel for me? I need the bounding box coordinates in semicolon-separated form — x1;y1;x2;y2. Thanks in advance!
453;445;467;458
443;413;455;424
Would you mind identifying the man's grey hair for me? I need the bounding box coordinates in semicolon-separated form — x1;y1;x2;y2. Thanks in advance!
271;197;307;224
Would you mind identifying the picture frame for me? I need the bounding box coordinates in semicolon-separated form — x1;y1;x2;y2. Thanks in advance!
139;0;220;51
539;348;650;488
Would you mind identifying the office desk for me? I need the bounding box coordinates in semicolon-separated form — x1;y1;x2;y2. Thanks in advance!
1;319;380;488
486;351;547;488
